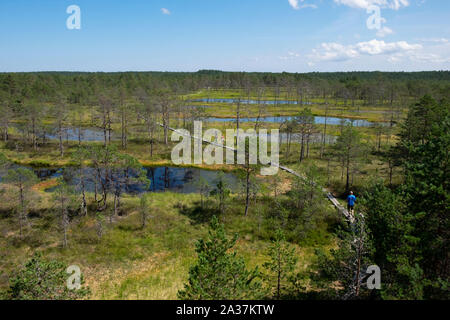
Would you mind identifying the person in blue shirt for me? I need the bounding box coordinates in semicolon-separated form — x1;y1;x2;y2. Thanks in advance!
347;191;356;214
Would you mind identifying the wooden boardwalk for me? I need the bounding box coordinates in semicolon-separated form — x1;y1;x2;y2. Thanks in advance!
276;164;354;223
159;123;354;223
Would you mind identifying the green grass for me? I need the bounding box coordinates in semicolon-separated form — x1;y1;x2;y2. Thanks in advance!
0;186;335;299
185;89;408;123
0;89;407;299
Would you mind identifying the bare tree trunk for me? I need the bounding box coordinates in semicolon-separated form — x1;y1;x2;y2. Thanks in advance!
63;222;68;248
321;105;328;158
102;106;108;146
164;112;169;145
78;118;82;145
300;134;305;162
306;135;310;158
388;159;393;185
80;173;87;216
148;121;154;157
108;116;112;144
113;191;121;218
3;126;8;142
162;101;170;146
58;121;64;157
277;254;281;299
121;108;126;149
32;118;37;150
19;184;25;239
96;216;103;239
94;179;98;202
236;99;240;142
103;124;107;146
244;163;250;216
327;158;331;185
112;194;117;223
61;202;68;248
287;132;291;156
346;155;350;192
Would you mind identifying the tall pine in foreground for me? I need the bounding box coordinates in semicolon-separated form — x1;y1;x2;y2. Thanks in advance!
402;112;449;299
396;96;449;299
178;216;262;300
263;229;298;299
362;182;422;299
367;96;449;299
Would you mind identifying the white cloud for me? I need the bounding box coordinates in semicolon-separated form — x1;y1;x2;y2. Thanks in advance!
417;38;449;44
333;0;409;10
279;51;301;60
314;42;359;61
290;0;408;11
387;53;404;63
288;0;300;9
408;40;450;64
309;39;422;62
357;39;421;54
376;26;393;37
416;0;426;6
288;0;318;10
302;4;318;9
161;8;171;15
410;53;450;64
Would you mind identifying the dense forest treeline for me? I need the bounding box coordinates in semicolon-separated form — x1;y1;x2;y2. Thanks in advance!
1;71;450;105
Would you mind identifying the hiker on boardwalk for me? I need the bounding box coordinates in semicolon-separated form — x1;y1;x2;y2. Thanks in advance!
347;191;356;214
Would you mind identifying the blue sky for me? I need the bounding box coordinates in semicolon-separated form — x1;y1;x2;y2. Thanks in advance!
0;0;449;72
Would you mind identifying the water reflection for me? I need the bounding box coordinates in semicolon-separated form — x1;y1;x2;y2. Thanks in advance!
190;98;313;105
34;166;238;194
207;115;375;127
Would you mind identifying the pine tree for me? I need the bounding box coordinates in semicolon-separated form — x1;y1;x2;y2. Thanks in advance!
361;181;423;300
139;194;152;228
311;213;374;300
294;108;315;162
333;124;367;192
194;176;210;209
383;97;449;299
210;172;230;215
402;113;449;299
3;253;90;300
71;146;89;216
178;216;262;300
52;179;77;248
0;152;8;168
263;229;298;299
4;168;38;239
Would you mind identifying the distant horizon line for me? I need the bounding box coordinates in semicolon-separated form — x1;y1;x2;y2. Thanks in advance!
1;69;449;74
